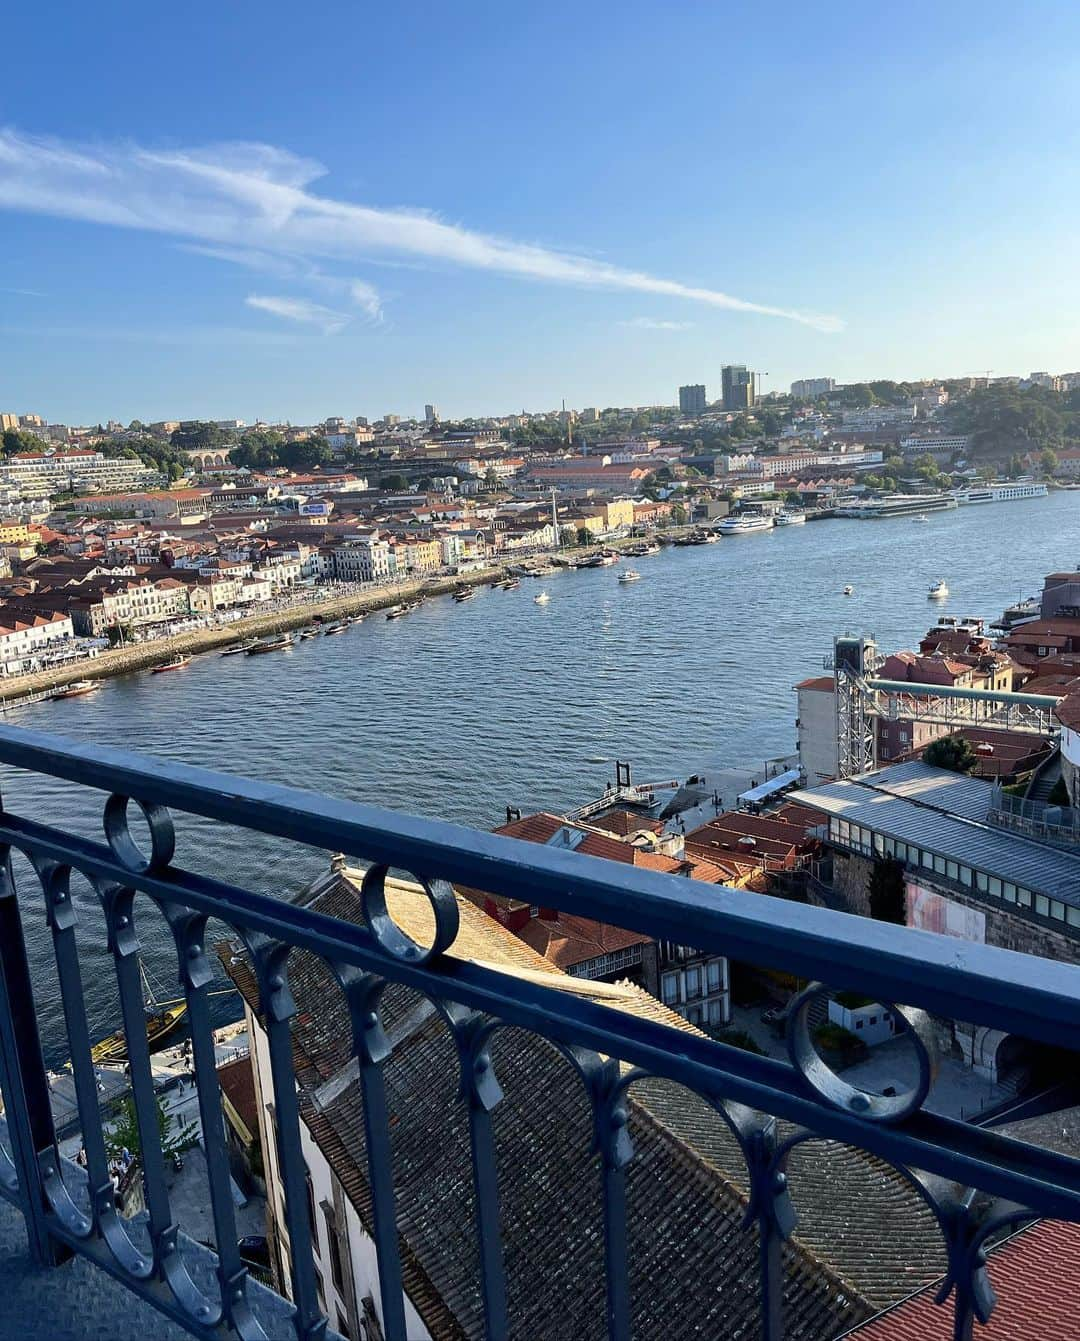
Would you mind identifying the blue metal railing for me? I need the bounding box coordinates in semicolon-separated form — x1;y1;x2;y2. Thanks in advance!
0;722;1075;1340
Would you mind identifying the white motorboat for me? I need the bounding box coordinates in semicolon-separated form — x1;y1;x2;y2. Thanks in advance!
912;515;930;524
928;579;949;599
717;514;774;535
618;569;642;584
534;591;551;605
774;511;807;526
843;585;854;596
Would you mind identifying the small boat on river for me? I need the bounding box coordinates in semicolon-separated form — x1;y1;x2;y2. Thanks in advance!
153;656;191;673
49;680;99;701
246;634;293;655
220;639;258;657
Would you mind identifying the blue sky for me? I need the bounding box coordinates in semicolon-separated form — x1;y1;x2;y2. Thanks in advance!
3;1;1080;424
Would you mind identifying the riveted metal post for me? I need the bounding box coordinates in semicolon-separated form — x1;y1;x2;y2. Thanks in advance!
0;843;69;1266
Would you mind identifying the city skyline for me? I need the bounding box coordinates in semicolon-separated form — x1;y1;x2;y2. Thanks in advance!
4;3;1080;422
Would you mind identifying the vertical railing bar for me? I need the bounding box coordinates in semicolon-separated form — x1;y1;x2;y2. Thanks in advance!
181;945;266;1339
0;848;67;1266
601;1163;631;1341
47;897;127;1236
111;935;173;1239
356;1058;408;1341
759;1217;784;1341
466;1100;509;1339
264;1013;327;1341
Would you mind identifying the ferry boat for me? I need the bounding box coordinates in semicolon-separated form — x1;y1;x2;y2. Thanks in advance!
625;540;661;557
773;510;807;526
246;634;293;655
49;679;99;700
928;579;949;600
453;586;477;602
991;596;1040;632
832;494;958;520
323;621;349;635
717;515;774;535
153;655;191;673
953;481;1048;505
618;569;642;583
220;639;258;657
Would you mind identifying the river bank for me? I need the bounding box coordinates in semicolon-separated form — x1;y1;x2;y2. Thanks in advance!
0;565;514;705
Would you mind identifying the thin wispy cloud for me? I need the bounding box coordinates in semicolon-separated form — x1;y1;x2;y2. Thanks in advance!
0;128;843;332
179;244;382;322
0;286;43;297
245;294;350;334
619;317;695;331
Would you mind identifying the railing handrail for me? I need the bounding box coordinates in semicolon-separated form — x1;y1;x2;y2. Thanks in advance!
0;722;1077;1055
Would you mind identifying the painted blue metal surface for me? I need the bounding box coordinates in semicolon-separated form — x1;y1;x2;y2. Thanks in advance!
0;722;1073;1340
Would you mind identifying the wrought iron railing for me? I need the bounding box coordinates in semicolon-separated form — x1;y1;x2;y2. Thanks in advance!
0;722;1076;1340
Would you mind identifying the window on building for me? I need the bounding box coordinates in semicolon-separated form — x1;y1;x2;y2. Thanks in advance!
1018;887;1033;907
976;871;988;893
707;999;725;1026
1036;894;1050;917
306;1176;319;1256
685;967;702;999
946;861;958;882
988;877;1002;898
324;1206;344;1291
1051;900;1066;921
661;972;680;1005
1003;882;1017;902
855;1019;864;1029
687;1005;703;1026
706;960;723;993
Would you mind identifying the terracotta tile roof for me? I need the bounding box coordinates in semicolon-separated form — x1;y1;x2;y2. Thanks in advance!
842;1220;1080;1339
216;1053;257;1141
1056;691;1080;731
515;910;651;968
588;808;665;837
796;675;835;691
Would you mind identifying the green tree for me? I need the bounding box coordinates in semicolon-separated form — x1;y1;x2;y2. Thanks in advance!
380;473;410;492
1;428;42;456
923;734;978;774
279;436;332;472
670;503;687;525
575;527;593;546
105;1093;197;1163
1041;448;1059;477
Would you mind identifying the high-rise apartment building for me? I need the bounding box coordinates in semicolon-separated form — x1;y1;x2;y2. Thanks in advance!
0;414;19;433
425;404;439;424
722;366;755;411
679;384;707;416
790;377;836;399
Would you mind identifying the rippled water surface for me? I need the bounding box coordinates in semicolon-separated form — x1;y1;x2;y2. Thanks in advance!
10;491;1078;1059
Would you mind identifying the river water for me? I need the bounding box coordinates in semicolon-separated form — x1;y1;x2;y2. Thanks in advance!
7;490;1078;1061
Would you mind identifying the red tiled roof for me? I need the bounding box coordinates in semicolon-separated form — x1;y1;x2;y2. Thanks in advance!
1056;691;1080;731
796;675;835;691
588;809;665;838
844;1220;1080;1340
514;912;650;970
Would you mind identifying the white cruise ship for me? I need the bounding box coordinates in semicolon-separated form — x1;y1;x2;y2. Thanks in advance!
953;481;1048;505
717;514;774;535
832;493;958;520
